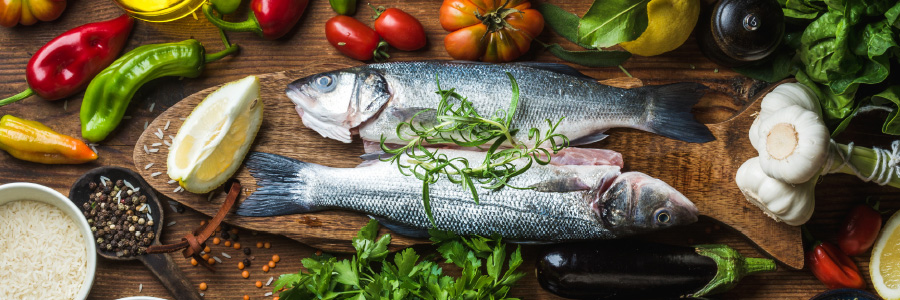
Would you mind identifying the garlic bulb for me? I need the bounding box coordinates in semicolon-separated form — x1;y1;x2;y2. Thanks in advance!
750;83;821;151
736;157;816;226
755;105;829;184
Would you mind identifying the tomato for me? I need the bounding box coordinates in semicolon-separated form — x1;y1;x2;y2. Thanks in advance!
439;0;543;62
374;8;426;51
325;15;387;61
837;203;882;256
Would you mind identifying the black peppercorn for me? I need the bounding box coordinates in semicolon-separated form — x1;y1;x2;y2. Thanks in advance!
89;182;98;190
242;258;251;268
221;232;230;240
243;247;251;255
231;234;239;242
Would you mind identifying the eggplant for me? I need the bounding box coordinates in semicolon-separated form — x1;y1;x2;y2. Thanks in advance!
536;240;776;299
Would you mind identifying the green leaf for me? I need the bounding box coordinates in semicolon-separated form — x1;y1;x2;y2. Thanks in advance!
732;46;795;82
357;219;380;242
505;72;519;128
395;248;420;277
578;0;650;48
871;86;900;134
798;11;860;85
486;243;505;282
333;258;360;287
536;3;591;48
543;43;632;67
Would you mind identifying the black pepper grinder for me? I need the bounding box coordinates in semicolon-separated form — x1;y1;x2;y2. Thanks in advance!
698;0;785;67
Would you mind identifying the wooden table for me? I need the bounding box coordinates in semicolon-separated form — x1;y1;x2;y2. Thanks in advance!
1;0;897;299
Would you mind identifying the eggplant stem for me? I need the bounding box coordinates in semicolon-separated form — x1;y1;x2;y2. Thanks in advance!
691;244;776;298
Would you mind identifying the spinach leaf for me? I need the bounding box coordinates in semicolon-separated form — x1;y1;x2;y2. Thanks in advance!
796;70;857;124
781;0;826;20
577;0;649;49
733;45;795;82
871;86;900;134
798;11;860;84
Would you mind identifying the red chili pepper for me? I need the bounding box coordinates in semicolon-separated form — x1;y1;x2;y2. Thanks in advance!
838;203;883;256
0;14;134;106
202;0;309;40
806;241;865;289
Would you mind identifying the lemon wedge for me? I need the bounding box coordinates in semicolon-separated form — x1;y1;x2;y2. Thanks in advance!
167;75;263;193
872;210;900;299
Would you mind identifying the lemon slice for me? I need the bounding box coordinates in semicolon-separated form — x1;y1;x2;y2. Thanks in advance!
872;210;900;299
167;75;263;193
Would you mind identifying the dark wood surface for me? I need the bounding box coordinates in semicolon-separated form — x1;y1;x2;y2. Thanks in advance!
1;0;898;299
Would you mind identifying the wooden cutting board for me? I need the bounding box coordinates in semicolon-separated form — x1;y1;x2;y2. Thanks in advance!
133;62;803;269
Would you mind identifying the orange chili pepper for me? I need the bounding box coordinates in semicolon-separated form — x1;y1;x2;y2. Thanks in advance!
0;115;97;164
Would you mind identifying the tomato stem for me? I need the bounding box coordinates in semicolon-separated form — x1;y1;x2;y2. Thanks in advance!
369;4;386;19
373;40;390;62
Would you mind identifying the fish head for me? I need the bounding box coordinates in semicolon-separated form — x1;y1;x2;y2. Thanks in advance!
591;172;698;235
286;68;391;143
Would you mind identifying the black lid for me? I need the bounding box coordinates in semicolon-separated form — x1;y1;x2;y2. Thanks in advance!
711;0;785;62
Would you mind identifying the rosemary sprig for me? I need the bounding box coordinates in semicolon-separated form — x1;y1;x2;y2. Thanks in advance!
379;72;570;223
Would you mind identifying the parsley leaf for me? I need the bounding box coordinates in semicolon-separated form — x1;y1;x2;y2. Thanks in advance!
276;220;525;299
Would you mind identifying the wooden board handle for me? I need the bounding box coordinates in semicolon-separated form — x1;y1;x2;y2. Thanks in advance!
139;253;202;300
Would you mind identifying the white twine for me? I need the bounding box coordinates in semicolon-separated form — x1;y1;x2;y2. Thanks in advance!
822;139;900;185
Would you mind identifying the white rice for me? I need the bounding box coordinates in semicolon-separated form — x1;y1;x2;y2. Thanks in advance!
173;186;183;193
164;121;171;131
167;221;177;227
123;180;134;190
143;145;149;154
149;103;155;113
154;131;164;139
151;143;162;147
100;176;110;186
144;163;154;170
150;172;163;178
213;256;222;264
144;121;149;130
167;180;176;184
149;149;159;153
164;140;172;147
264;292;273;297
63;100;68;111
266;276;274;286
139;283;142;293
221;252;231;259
0;200;87;299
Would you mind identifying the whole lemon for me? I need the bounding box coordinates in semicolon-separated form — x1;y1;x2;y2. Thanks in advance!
619;0;701;56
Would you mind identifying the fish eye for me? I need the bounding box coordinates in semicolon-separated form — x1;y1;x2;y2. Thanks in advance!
655;210;670;224
313;75;335;91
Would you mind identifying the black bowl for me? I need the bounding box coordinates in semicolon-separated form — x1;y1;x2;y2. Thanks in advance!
809;289;882;300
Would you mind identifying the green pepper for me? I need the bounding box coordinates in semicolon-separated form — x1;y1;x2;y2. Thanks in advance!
80;39;239;142
211;0;241;15
329;0;356;15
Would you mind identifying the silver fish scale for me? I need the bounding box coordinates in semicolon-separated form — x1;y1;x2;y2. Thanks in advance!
359;61;649;146
303;155;623;241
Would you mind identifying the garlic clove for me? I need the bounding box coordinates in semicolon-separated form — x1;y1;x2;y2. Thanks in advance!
756;105;829;184
749;116;762;151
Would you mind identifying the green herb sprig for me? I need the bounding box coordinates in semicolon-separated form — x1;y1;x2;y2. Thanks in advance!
379;73;569;223
273;220;526;300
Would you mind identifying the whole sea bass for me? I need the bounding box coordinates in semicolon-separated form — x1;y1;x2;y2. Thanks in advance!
236;149;699;241
286;61;715;149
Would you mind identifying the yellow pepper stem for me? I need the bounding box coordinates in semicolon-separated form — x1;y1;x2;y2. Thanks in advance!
0;115;98;164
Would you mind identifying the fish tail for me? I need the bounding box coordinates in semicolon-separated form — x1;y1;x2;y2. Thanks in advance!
236;152;320;217
641;83;716;143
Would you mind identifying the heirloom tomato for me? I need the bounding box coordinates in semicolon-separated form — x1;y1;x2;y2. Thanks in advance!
439;0;543;62
0;0;66;27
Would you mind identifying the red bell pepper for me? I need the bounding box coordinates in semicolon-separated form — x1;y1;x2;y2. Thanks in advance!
837;202;883;256
0;14;134;106
806;241;866;289
202;0;309;40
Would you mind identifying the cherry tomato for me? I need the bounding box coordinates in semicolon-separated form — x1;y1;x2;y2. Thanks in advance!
373;8;426;51
837;203;882;256
439;0;543;62
325;15;387;61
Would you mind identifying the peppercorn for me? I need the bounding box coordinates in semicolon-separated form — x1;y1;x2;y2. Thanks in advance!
199;282;207;291
213;237;221;245
264;242;271;249
242;270;249;278
272;254;280;263
268;261;275;268
242;258;251;268
231;234;239;242
221;231;230;240
208;258;216;265
244;295;250;300
255;281;262;288
256;242;263;248
243;247;251;255
225;240;232;247
233;242;241;250
262;265;269;272
238;261;245;270
204;246;211;253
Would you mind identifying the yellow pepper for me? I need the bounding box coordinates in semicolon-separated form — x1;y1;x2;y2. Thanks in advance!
0;0;66;27
0;115;97;164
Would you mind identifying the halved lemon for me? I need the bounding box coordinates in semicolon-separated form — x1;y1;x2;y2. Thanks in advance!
167;75;263;193
871;210;900;299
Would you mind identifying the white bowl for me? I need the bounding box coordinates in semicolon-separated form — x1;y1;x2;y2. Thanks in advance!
0;182;97;300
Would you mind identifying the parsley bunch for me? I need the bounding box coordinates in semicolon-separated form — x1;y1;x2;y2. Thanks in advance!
274;220;526;300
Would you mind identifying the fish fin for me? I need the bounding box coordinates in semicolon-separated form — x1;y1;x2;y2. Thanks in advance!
641;83;716;143
513;62;593;80
528;177;591;192
368;215;430;239
568;131;609;146
236;152;322;217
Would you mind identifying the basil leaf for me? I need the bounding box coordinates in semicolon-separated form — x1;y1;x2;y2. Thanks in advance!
577;0;649;49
